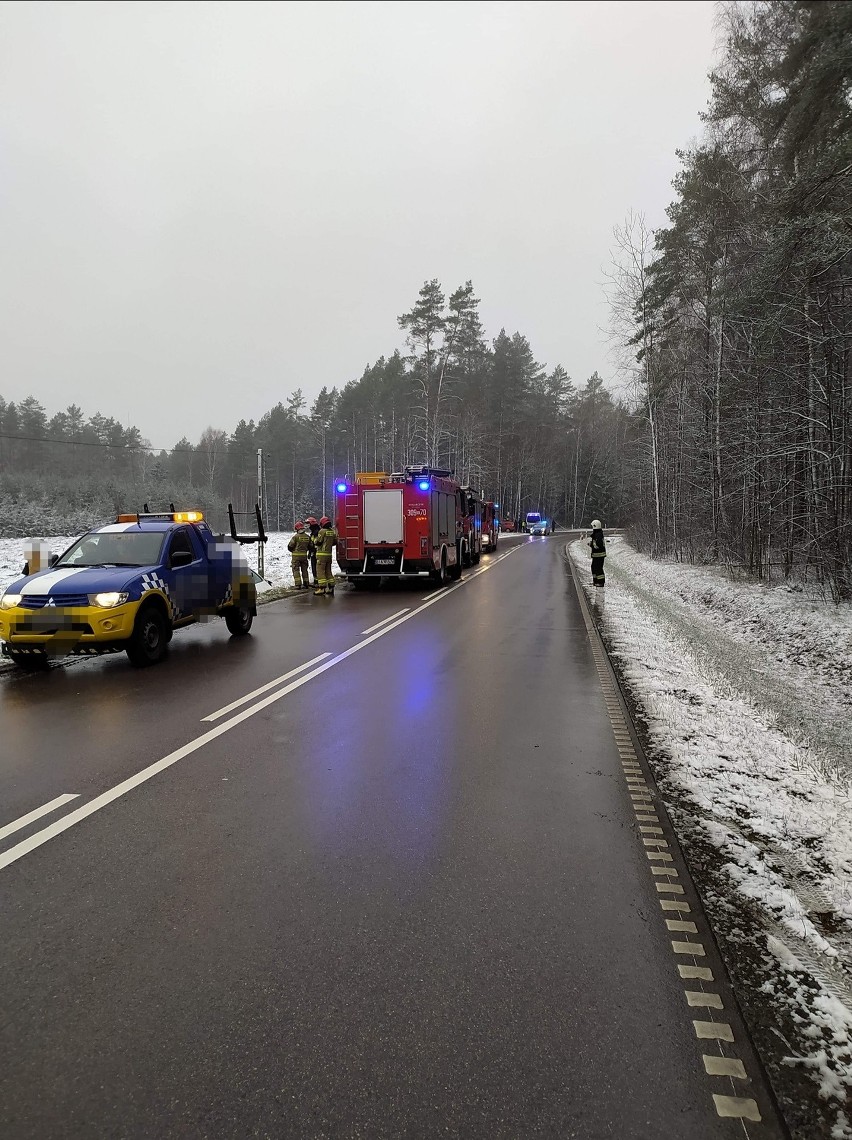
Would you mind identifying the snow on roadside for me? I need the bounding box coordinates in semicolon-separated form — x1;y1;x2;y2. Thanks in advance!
570;536;852;1134
0;536;78;595
0;532;299;596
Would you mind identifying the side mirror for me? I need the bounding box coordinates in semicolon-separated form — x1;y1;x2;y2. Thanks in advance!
49;553;59;567
170;550;193;569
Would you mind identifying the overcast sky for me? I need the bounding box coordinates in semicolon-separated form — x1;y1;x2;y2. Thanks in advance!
1;0;716;450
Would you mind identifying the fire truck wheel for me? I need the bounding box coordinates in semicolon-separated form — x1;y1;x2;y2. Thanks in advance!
431;550;449;586
472;551;481;565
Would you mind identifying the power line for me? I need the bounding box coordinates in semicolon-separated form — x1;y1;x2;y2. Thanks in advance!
0;430;197;454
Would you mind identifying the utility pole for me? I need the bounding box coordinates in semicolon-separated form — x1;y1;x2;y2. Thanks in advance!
257;448;265;578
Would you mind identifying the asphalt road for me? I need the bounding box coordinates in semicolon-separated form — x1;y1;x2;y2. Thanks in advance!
0;536;785;1139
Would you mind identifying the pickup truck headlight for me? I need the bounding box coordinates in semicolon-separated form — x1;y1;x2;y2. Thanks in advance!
0;593;22;610
91;592;130;608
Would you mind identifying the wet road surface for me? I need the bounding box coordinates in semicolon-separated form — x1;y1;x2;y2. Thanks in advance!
0;536;784;1138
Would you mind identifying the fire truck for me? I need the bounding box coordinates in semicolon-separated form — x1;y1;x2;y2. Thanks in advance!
482;501;499;552
459;484;483;567
334;467;481;587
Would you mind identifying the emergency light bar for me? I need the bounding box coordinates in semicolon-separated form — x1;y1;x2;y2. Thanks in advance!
116;509;205;524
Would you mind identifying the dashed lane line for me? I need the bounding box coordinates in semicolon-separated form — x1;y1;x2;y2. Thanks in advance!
360;610;410;636
0;794;80;843
202;654;332;721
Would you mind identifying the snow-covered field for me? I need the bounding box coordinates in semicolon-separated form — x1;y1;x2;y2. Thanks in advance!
571;537;852;1137
0;532;299;595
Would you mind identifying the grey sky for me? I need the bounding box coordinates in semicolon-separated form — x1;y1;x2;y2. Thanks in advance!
1;0;715;450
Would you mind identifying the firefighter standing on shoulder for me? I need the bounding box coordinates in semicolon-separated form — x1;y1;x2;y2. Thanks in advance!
313;516;338;596
305;517;320;586
287;521;313;590
589;519;606;588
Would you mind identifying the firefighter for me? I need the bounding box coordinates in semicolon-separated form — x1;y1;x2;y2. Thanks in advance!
305;517;320;585
589;519;606;588
287;521;313;589
313;516;338;596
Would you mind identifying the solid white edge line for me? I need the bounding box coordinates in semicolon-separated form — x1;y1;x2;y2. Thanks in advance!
201;653;333;721
0;794;80;843
0;543;523;873
360;609;410;636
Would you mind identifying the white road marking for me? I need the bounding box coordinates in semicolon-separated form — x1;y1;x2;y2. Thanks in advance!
0;794;80;842
712;1094;761;1121
0;548;515;873
693;1021;734;1042
678;965;714;981
703;1056;747;1079
201;654;333;722
360;610;409;635
672;940;706;955
685;990;723;1008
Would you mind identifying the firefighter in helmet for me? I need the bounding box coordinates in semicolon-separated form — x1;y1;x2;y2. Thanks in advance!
589;519;606;588
305;517;320;586
287;521;313;589
313;516;338;596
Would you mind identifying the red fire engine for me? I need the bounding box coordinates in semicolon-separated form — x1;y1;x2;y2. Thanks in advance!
335;467;481;587
459;484;483;567
481;501;498;552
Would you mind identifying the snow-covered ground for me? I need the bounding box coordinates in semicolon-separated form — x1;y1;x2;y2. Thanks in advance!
571;536;852;1137
0;531;299;596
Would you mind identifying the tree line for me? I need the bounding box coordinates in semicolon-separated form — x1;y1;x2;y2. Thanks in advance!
608;0;852;599
0;292;628;539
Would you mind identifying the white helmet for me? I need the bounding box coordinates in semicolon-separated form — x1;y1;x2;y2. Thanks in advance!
591;519;602;529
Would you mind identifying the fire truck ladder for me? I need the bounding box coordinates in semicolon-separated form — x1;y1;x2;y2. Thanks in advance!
342;492;363;569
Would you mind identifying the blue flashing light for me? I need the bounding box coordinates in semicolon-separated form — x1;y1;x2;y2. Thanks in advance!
418;480;430;491
336;482;348;493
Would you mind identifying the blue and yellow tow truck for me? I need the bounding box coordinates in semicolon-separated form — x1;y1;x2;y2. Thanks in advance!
0;507;266;670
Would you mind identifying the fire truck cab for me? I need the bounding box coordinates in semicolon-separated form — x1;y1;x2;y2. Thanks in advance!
335;467;466;587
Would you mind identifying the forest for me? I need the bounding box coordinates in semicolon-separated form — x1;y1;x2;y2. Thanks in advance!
607;0;852;599
0;2;849;599
0;289;628;546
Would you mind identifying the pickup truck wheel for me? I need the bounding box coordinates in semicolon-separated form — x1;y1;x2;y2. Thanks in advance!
126;604;169;667
225;605;253;636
